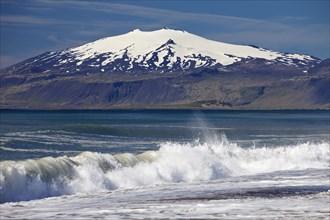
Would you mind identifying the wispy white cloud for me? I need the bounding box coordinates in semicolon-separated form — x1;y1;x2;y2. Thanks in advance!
1;15;68;25
2;1;325;35
25;7;55;13
1;0;329;60
280;16;309;22
47;34;85;48
32;0;289;30
27;1;328;42
0;55;23;69
208;28;329;56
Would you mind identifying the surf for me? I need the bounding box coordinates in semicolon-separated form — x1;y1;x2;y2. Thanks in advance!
1;133;329;203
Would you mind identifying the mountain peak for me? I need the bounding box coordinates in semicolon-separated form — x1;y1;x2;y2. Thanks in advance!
161;27;185;32
65;28;318;71
1;28;326;110
4;28;321;74
131;28;141;32
129;27;186;35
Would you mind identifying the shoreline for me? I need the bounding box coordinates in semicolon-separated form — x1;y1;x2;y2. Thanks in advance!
1;107;329;112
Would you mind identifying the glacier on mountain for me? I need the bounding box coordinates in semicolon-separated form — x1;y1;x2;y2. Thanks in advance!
4;28;320;74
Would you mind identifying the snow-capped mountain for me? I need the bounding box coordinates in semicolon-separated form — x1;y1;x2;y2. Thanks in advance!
2;28;328;110
4;28;320;74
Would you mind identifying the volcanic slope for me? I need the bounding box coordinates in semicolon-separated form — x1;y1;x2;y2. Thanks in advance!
1;28;328;110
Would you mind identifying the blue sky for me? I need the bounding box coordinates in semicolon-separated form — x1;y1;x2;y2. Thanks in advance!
1;0;329;68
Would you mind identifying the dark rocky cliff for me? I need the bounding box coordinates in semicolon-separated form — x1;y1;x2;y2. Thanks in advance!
1;59;329;110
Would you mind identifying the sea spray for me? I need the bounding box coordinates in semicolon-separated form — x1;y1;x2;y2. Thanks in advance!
1;133;329;203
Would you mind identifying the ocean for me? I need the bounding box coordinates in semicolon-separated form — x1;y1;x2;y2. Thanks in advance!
0;110;329;219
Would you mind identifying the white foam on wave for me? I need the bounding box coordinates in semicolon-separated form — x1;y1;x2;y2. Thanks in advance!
1;134;329;203
199;133;330;175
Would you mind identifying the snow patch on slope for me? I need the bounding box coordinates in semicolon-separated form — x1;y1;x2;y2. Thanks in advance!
16;28;318;74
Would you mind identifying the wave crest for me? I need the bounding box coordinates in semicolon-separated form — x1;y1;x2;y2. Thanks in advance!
1;134;329;203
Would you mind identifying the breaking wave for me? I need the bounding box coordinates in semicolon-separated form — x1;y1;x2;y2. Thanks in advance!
1;134;329;203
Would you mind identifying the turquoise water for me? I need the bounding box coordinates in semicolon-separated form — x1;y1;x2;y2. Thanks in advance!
1;110;329;161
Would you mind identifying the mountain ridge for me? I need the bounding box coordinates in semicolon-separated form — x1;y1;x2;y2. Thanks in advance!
0;28;329;110
2;28;321;75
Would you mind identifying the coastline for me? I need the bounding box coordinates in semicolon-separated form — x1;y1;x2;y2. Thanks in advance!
1;106;329;111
